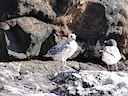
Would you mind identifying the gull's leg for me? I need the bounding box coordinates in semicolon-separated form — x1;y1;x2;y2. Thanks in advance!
107;64;110;71
115;63;118;71
64;60;68;68
63;59;70;68
64;60;66;66
60;59;65;69
61;59;66;67
61;59;63;63
61;59;64;65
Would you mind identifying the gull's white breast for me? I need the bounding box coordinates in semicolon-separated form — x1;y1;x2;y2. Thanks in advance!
102;46;121;65
52;40;78;61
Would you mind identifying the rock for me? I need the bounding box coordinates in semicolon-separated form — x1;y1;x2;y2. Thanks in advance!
0;0;56;22
0;0;17;21
0;29;9;61
52;70;128;96
0;60;105;96
63;1;108;60
1;17;59;60
0;60;127;96
18;0;57;21
48;0;57;10
0;60;62;95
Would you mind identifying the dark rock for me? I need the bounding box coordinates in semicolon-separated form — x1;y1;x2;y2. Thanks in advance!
0;29;9;61
0;0;18;21
66;2;108;60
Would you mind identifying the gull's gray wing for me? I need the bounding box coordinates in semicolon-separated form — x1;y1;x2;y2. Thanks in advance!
103;46;121;59
47;42;70;55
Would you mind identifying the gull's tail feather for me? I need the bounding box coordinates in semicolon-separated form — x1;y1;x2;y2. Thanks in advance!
121;53;126;60
43;54;50;57
99;50;104;53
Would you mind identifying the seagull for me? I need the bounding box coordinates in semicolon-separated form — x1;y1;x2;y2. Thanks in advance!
100;39;121;71
44;33;78;67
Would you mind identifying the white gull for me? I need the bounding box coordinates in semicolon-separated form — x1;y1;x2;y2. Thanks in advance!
44;33;78;67
100;39;121;71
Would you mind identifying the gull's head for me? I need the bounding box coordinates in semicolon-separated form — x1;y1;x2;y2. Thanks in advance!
104;39;117;46
68;34;76;40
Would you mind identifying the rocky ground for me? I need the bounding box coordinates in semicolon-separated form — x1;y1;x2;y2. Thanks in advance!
0;60;127;96
0;0;128;61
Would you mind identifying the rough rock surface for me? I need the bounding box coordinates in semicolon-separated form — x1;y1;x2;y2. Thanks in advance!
0;0;128;61
0;60;127;96
0;17;60;60
0;0;56;21
52;70;128;96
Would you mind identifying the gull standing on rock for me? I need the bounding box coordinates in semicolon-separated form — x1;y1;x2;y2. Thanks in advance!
44;33;78;67
100;39;121;71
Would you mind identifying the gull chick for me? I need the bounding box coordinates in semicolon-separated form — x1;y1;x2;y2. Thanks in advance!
100;39;121;71
44;34;78;67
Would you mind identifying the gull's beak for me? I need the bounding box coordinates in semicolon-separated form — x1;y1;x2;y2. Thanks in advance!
73;38;76;40
104;40;107;44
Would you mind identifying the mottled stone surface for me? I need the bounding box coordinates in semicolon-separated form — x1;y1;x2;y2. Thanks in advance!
3;17;59;60
0;60;127;96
